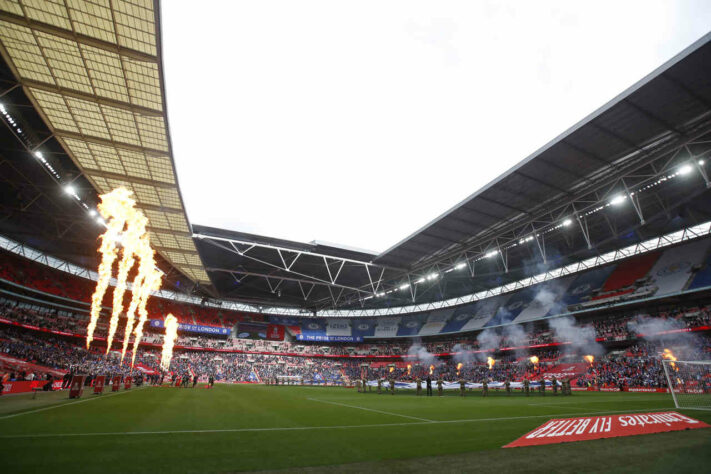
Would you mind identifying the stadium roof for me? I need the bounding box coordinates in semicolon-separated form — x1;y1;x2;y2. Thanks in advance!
0;2;710;313
0;0;209;285
376;33;711;270
198;32;711;310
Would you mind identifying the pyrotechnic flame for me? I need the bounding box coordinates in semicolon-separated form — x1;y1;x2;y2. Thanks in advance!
662;348;678;371
529;356;539;365
406;364;411;375
106;211;148;353
429;364;434;375
487;357;495;370
160;314;179;371
583;355;594;366
120;235;154;363
456;362;463;376
130;267;162;367
86;188;134;348
389;366;394;373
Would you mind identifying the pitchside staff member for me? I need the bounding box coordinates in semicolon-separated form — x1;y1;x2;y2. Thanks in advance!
426;375;433;396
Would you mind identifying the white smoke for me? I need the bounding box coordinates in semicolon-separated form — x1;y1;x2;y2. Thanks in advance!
502;323;529;357
532;283;566;316
476;328;501;361
452;343;474;365
548;316;603;355
407;341;436;367
628;316;683;340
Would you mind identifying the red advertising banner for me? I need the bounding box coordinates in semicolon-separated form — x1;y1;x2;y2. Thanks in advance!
266;324;285;341
69;375;85;399
111;376;121;392
504;411;709;448
1;380;58;395
93;375;106;395
124;376;132;390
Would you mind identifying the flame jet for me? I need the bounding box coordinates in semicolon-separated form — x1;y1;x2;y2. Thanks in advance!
662;348;678;371
160;314;179;371
583;355;595;366
487;357;496;370
529;356;539;365
86;188;135;348
120;235;155;363
131;267;163;367
106;211;148;353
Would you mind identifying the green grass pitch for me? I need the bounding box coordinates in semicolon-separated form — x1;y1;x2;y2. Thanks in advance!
1;385;710;473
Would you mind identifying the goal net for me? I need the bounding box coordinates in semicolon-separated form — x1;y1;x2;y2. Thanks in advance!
662;360;711;411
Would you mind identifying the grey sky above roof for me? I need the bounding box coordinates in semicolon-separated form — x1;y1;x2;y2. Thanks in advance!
163;0;711;254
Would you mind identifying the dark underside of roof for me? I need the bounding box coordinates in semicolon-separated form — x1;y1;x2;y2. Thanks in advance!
0;57;202;295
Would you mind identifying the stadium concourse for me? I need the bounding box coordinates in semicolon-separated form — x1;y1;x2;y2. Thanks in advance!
1;1;711;472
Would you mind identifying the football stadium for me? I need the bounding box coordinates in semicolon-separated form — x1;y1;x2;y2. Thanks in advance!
1;2;711;472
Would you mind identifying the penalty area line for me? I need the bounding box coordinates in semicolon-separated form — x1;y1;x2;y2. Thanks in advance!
0;386;149;420
306;398;434;422
0;407;676;439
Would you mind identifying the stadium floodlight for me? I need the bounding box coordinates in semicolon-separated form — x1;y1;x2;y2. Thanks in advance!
64;185;76;195
399;283;410;290
677;164;693;175
34;151;43;159
699;159;705;166
485;249;499;258
415;277;425;284
609;194;626;206
562;218;573;227
426;272;438;281
88;210;97;217
455;262;466;270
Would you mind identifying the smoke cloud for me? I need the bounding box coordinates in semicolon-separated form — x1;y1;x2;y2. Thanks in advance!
628;316;681;338
407;340;436;367
452;343;474;366
548;315;603;356
476;328;501;361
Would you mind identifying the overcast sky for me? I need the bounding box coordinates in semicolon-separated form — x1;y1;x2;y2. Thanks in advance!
162;1;711;254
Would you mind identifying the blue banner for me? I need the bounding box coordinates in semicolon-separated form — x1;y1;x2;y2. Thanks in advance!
295;334;363;342
149;319;230;336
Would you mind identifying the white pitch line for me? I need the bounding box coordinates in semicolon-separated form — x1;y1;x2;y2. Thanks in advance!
528;403;591;411
306;397;434;422
0;407;676;439
0;386;149;420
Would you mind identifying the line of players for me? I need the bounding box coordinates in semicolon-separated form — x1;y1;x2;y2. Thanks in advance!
357;375;573;396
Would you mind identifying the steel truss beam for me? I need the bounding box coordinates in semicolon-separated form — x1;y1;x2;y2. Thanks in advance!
313;123;711;309
196;234;397;299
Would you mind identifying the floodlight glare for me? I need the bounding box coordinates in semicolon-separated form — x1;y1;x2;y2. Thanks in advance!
609;195;626;206
562;218;573;227
455;262;466;270
677;164;693;175
485;250;499;258
426;273;439;281
88;210;97;217
399;283;410;290
699;159;705;166
64;185;76;195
